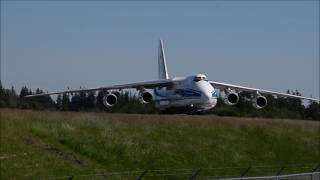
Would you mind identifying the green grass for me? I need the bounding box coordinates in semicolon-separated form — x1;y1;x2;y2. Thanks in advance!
1;109;319;179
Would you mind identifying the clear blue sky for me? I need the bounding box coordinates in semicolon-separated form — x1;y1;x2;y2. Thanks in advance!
1;1;319;99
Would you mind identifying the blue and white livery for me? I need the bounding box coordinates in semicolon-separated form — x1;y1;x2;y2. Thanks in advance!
26;40;319;113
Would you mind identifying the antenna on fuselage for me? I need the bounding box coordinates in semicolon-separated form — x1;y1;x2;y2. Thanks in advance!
158;39;169;80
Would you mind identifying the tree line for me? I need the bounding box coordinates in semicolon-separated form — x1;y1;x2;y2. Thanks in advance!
0;82;319;120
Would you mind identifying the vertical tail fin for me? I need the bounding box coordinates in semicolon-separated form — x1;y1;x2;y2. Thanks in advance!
158;39;169;80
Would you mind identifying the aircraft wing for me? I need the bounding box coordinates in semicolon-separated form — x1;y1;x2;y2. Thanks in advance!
209;81;319;102
25;79;174;97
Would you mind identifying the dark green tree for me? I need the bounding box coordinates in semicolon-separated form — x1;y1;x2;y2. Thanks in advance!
61;94;70;111
0;81;4;107
86;91;96;111
305;102;320;120
70;93;81;111
19;86;32;109
56;94;62;110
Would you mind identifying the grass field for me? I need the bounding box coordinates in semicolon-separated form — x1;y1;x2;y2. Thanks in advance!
0;109;319;179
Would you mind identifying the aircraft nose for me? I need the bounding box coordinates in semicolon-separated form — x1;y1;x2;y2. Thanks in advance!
202;92;212;101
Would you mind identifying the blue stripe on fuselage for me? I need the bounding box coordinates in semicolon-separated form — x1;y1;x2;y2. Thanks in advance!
154;88;202;98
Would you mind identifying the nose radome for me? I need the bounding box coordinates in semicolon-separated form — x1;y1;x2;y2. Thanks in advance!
202;92;212;101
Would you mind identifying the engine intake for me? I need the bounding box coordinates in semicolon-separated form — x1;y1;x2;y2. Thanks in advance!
252;96;267;109
139;91;153;104
224;91;239;106
103;93;118;107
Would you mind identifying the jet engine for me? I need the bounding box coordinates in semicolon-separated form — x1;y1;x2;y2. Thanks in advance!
224;90;239;106
102;93;118;107
139;90;153;104
252;95;267;109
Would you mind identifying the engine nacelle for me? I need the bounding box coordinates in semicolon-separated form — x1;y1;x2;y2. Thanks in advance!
224;91;239;106
102;93;118;107
139;91;153;104
252;96;267;109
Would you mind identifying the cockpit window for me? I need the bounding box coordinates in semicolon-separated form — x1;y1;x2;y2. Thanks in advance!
194;77;201;82
193;76;207;82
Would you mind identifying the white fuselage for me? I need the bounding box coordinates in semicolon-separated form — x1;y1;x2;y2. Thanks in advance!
153;74;218;112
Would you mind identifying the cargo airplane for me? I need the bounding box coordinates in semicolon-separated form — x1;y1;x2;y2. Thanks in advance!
26;40;319;113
